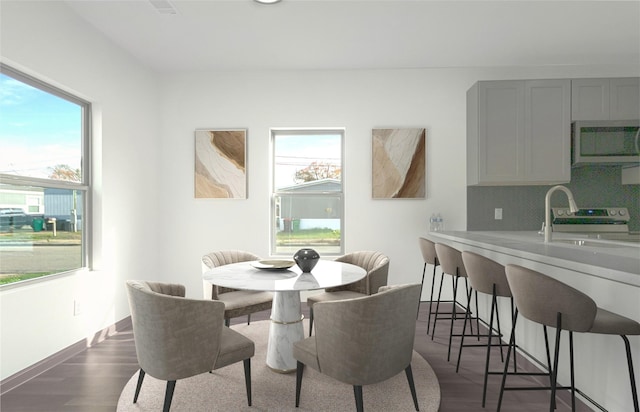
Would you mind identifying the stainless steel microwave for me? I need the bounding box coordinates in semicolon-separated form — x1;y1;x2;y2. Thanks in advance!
572;120;640;166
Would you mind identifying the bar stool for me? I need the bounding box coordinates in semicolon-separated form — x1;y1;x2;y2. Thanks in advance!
418;237;440;324
458;251;516;407
433;243;479;361
499;264;640;412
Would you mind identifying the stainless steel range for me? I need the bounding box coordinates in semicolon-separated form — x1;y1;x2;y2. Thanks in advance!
551;207;639;242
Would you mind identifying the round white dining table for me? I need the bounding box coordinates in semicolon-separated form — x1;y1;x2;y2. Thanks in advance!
202;259;367;373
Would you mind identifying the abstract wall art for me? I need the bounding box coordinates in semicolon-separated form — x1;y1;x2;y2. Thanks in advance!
372;128;426;199
195;129;247;199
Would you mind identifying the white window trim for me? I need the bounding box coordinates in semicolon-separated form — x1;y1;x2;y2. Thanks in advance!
0;64;92;286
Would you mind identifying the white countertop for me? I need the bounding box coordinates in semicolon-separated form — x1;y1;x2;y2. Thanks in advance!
425;231;640;286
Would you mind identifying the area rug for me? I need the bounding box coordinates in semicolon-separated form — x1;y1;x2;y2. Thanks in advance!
117;320;440;411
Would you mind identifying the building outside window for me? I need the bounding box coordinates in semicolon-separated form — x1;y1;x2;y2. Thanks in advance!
0;64;91;286
271;128;344;256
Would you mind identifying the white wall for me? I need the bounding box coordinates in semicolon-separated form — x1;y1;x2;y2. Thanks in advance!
157;69;472;297
157;64;639;300
1;0;638;385
0;1;161;380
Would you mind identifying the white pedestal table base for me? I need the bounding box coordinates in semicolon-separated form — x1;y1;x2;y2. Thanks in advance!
266;290;304;373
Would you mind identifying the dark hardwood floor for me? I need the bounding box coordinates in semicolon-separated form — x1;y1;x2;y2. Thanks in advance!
1;303;592;411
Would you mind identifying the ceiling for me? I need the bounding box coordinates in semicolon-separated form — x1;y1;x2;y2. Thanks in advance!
64;0;640;73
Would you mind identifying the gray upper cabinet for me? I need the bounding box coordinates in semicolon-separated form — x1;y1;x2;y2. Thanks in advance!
572;78;640;121
467;79;571;186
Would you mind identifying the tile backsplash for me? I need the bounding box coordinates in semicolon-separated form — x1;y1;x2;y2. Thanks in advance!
467;165;640;232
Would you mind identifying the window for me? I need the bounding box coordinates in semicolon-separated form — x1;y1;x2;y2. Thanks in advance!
271;129;344;256
0;64;90;286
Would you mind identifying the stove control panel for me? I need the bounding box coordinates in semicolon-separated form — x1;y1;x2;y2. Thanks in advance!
552;207;629;221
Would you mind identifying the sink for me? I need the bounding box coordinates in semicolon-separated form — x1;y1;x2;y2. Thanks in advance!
552;239;638;248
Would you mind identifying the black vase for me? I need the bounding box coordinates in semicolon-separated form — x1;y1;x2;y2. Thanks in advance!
293;248;320;273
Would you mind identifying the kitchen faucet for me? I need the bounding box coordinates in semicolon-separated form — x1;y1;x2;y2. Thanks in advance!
544;185;578;243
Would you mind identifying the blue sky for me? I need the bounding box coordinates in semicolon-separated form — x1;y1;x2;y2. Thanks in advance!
0;73;82;179
0;70;341;186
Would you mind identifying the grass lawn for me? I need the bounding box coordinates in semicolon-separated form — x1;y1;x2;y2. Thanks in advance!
0;228;82;245
276;228;340;245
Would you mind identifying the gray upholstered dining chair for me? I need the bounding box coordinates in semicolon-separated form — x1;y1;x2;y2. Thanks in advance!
499;265;640;412
202;250;273;326
293;283;422;412
306;250;389;336
125;280;255;412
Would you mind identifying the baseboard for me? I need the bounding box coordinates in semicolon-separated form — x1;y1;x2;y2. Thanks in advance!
0;316;132;395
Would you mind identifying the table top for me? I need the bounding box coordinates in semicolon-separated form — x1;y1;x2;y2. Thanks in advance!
202;259;367;292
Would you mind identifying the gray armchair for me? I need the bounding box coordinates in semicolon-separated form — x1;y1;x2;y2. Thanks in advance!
293;283;422;412
202;250;273;326
125;280;255;412
307;250;390;336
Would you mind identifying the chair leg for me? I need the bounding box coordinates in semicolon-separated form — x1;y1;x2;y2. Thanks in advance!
353;385;364;412
447;274;459;361
405;364;420;411
426;263;437;333
163;380;176;412
494;295;504;363
497;309;518;412
455;285;474;372
481;290;498;407
431;272;446;340
133;369;145;403
569;331;576;411
462;278;477;339
247;314;251;325
543;325;556;410
498;310;562;412
462;277;474;337
308;307;314;337
418;262;427;319
511;298;518;373
243;358;252;406
224;318;230;327
295;361;305;407
550;313;563;412
621;335;639;412
474;288;480;340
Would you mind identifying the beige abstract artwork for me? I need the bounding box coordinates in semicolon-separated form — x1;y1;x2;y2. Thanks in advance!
372;128;426;199
195;129;247;199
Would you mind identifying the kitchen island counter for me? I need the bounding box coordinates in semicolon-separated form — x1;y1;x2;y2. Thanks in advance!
426;230;639;286
424;230;639;412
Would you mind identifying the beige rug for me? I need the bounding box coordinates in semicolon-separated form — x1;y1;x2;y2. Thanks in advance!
117;320;440;411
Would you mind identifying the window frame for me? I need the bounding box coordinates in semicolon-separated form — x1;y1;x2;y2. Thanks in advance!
270;128;345;257
0;64;92;287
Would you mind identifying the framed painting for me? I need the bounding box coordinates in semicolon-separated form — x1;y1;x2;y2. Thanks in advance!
372;128;426;199
195;129;247;199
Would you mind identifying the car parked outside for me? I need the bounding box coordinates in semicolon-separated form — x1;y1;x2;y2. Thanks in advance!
0;208;27;230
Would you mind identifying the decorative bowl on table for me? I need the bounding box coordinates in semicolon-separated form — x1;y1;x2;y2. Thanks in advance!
250;260;295;270
293;248;320;272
